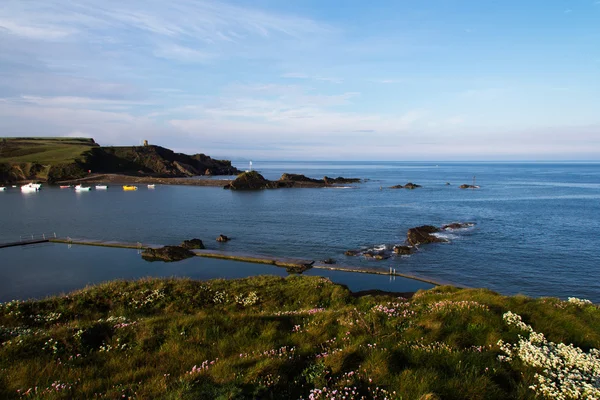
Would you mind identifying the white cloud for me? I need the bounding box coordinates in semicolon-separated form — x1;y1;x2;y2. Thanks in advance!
153;44;216;63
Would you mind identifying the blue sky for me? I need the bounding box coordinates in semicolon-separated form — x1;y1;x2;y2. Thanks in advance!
0;0;599;160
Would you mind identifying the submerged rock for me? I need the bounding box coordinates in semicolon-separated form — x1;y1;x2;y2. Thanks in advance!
345;250;360;256
181;238;205;249
393;245;414;255
441;222;475;230
216;234;230;243
459;184;480;189
141;246;194;262
321;258;336;264
407;225;445;246
364;250;390;260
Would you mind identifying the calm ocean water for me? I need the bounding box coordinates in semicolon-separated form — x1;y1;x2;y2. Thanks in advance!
1;161;599;302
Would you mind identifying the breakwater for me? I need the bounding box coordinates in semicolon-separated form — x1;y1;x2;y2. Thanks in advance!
48;237;445;286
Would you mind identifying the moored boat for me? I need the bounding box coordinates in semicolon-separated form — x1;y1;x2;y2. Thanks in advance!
21;183;39;192
147;184;156;189
0;187;6;191
60;185;71;189
74;184;91;192
95;185;108;190
123;185;138;191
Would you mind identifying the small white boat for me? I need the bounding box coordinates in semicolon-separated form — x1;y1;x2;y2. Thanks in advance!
0;187;6;191
74;184;91;192
31;183;42;189
12;185;17;188
147;184;155;189
21;183;39;192
95;185;108;190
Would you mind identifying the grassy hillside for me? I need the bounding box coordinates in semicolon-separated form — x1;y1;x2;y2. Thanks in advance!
1;276;598;399
0;138;97;164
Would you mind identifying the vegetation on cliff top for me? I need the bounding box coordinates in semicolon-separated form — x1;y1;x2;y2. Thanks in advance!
0;137;239;183
1;276;598;399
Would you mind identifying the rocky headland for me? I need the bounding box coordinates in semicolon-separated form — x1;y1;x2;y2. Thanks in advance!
0;137;239;184
224;171;361;190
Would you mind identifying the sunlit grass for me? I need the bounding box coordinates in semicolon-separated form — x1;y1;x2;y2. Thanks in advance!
1;276;598;399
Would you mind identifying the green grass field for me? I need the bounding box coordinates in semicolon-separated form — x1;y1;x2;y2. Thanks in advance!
0;138;96;164
1;276;598;399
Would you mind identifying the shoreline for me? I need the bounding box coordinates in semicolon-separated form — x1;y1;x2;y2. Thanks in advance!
48;237;449;287
56;173;232;187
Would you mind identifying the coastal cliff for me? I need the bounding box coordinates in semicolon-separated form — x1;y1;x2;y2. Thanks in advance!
0;137;239;183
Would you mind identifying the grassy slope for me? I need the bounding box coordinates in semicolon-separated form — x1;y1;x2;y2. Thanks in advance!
1;276;598;399
0;138;96;164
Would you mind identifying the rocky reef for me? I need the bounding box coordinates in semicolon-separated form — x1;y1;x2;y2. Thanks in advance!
224;172;361;190
180;239;205;249
390;182;422;189
345;222;475;260
141;246;195;262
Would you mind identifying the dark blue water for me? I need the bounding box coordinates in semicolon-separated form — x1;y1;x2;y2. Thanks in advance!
1;162;599;302
0;244;432;302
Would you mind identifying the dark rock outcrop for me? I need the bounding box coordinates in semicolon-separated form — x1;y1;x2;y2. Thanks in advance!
345;250;360;256
141;246;194;262
459;184;479;189
86;145;240;177
403;182;421;189
286;262;314;274
323;176;361;184
181;238;205;249
321;258;336;264
393;245;414;255
216;234;230;243
407;225;445;246
390;182;422;189
279;173;321;184
224;171;282;190
364;250;390;260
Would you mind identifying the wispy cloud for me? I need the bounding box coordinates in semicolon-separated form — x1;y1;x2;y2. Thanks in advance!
370;79;403;84
281;72;343;84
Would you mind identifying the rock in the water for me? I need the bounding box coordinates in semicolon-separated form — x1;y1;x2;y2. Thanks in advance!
407;225;444;246
364;250;390;260
441;222;474;230
393;245;414;255
321;258;336;264
224;171;276;190
459;184;480;189
216;234;230;242
323;176;361;184
279;173;321;183
390;182;422;189
446;182;451;185
345;250;360;256
286;263;313;274
141;246;194;262
181;238;205;249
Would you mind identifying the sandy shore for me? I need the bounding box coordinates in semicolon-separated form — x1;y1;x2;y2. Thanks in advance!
57;173;232;187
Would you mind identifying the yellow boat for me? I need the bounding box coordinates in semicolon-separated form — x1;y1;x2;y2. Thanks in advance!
122;185;138;191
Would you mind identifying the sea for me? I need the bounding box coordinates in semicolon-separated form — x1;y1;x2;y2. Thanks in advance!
1;161;599;303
